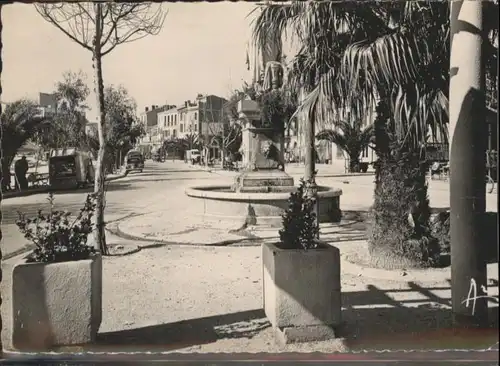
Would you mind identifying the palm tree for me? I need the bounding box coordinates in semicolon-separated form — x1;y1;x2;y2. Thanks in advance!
1;100;49;190
250;1;498;268
316;119;373;173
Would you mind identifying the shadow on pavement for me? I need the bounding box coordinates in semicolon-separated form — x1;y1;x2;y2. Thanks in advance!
94;309;269;352
51;182;137;195
76;283;498;352
341;210;498;265
339;282;499;351
123;177;220;184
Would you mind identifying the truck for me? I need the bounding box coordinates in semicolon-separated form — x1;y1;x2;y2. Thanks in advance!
185;149;201;165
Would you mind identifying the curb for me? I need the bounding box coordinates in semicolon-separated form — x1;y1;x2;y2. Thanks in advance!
109;223;263;247
105;172;129;182
1;187;51;200
111;218;368;249
2;244;36;261
190;165;375;179
1;173;129;200
106;243;142;257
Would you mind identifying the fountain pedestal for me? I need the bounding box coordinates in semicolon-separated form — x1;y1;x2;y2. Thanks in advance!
235;100;294;193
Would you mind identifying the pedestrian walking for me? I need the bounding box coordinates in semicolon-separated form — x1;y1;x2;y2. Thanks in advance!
14;156;29;190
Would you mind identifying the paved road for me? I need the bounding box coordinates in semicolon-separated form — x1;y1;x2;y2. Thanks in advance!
2;160;497;258
1;161;222;257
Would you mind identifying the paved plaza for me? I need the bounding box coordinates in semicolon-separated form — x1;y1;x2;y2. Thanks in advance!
1;160;498;353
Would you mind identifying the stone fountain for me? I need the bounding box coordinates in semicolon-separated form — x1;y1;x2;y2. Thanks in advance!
185;99;342;227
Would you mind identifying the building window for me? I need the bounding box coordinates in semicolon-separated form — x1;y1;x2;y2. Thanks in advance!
180;124;184;133
194;112;197;120
194;123;198;132
175;115;177;123
362;146;369;158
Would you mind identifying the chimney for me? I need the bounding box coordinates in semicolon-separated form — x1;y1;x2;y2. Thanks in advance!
145;106;149;112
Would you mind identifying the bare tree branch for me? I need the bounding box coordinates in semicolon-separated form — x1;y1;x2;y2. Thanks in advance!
35;4;93;52
35;3;167;58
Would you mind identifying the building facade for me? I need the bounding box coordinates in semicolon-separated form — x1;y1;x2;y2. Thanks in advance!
157;106;180;139
157;94;227;143
137;104;174;145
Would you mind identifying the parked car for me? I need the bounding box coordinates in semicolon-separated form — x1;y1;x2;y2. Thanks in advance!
185;149;201;165
125;150;144;173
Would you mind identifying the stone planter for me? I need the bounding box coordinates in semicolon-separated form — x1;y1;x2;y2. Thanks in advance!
262;241;341;344
11;254;102;350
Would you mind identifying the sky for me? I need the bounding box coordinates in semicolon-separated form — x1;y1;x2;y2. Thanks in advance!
1;2;259;121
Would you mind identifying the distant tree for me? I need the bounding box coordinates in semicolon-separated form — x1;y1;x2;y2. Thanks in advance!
208;122;242;166
1;100;50;190
86;85;145;172
316;119;373;173
36;3;167;254
35;70;90;150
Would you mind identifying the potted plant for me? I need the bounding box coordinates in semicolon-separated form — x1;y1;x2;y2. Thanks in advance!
11;192;102;350
262;175;342;344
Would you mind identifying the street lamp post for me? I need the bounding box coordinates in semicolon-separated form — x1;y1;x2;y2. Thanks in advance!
449;0;488;327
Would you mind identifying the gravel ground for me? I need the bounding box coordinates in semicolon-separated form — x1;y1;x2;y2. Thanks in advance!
3;243;498;353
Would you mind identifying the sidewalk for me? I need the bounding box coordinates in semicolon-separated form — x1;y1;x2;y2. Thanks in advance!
2;241;498;353
186;161;374;179
1;171;128;200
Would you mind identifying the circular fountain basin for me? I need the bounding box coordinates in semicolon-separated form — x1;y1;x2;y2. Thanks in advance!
185;185;343;227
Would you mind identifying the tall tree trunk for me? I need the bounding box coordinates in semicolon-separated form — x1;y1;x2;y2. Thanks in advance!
449;0;488;327
349;153;360;173
92;3;108;255
369;100;440;269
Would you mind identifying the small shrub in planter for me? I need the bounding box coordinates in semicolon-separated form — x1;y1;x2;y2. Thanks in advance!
11;192;102;350
16;192;97;263
263;174;341;344
278;176;320;250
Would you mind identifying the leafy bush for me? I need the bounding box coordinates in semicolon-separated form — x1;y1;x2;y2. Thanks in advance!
259;89;296;132
279;175;320;250
430;211;450;254
16;192;97;263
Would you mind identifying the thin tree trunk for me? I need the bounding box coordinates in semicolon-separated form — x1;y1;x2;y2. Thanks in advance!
302;88;319;238
92;3;108;255
349;154;360;173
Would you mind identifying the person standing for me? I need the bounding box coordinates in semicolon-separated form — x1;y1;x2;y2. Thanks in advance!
14;156;29;190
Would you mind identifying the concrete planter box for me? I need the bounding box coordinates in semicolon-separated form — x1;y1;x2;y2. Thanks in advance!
11;254;102;350
262;241;341;344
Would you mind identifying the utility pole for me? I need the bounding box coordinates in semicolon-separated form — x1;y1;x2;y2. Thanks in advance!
449;0;488;328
